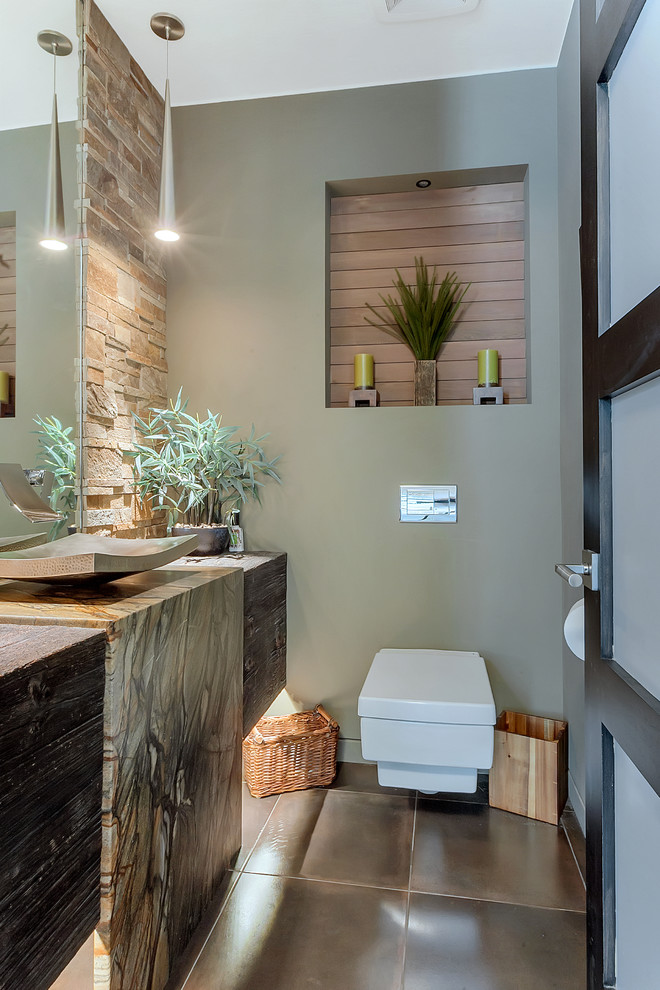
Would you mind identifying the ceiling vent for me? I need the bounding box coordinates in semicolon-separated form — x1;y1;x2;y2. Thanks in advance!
374;0;481;22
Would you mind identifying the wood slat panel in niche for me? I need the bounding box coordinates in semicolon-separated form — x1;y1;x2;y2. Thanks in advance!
331;260;524;289
331;239;525;271
331;220;524;254
328;185;526;407
0;226;16;391
331;182;524;215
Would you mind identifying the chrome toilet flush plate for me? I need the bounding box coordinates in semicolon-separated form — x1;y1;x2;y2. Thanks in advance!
400;485;457;523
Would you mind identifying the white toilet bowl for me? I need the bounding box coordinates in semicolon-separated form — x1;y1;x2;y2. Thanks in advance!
358;649;496;793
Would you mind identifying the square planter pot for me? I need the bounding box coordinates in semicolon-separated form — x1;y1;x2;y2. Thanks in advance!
414;360;437;406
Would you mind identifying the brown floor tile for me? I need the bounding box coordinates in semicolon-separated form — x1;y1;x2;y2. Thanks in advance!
164;870;240;990
419;772;490;805
403;893;586;990
181;873;407;990
411;802;586;911
331;760;414;797
244;788;415;889
561;804;587;887
235;783;279;869
331;763;489;805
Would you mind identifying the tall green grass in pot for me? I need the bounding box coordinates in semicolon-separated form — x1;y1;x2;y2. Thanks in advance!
364;256;469;405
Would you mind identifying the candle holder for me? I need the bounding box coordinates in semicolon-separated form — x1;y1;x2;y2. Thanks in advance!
473;386;504;405
474;348;502;404
349;389;379;407
349;353;379;406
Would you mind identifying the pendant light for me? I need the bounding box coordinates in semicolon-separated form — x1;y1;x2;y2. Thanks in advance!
37;30;73;251
150;13;185;242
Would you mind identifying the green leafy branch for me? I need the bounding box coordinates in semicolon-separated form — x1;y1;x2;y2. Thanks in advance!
33;415;77;540
364;256;470;361
126;389;281;531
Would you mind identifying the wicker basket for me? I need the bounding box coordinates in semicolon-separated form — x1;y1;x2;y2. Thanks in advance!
243;705;340;798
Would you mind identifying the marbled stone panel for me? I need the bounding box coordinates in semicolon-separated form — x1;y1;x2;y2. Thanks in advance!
0;568;243;990
96;568;243;990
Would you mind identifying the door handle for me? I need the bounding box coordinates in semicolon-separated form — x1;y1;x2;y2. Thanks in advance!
555;563;585;588
554;551;599;591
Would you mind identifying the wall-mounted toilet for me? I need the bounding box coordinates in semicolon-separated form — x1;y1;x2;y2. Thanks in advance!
358;649;496;793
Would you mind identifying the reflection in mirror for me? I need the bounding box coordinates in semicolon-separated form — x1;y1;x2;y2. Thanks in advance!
0;2;81;539
0;214;16;416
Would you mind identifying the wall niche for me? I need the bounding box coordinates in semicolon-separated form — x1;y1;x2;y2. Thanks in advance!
326;166;528;408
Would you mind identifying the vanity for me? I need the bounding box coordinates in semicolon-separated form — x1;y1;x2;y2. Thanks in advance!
0;552;286;990
0;624;106;990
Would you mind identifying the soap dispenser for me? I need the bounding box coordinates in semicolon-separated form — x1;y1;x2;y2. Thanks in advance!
228;510;244;552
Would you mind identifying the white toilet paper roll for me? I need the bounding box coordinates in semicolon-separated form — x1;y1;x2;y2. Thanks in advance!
564;598;585;661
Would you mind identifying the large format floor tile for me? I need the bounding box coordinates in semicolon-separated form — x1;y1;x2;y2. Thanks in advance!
403;893;586;990
330;760;413;797
182;872;408;990
234;783;279;870
330;762;490;805
411;801;586;911
244;788;415;889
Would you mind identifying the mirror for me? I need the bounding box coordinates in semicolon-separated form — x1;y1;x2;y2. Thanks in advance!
0;2;81;536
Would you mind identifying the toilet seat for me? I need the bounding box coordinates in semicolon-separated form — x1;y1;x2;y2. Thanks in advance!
358;649;496;724
358;649;496;794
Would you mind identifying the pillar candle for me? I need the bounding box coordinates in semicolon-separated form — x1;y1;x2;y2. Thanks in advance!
354;353;374;389
0;372;9;405
477;349;499;387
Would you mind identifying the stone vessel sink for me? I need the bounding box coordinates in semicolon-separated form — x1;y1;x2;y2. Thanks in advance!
0;533;198;584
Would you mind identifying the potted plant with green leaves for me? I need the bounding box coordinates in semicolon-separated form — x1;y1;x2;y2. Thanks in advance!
364;256;469;406
127;389;281;555
33;414;77;539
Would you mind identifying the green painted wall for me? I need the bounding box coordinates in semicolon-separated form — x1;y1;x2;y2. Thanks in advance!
557;2;585;827
0;122;78;536
168;70;565;754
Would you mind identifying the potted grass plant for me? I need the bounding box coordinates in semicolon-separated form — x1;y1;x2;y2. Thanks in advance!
33;415;77;539
127;389;281;555
364;256;469;405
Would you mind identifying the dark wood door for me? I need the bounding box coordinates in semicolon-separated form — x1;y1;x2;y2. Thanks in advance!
581;0;660;986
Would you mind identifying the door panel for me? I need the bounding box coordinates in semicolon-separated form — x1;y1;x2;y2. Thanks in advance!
608;0;660;324
614;742;660;988
611;377;660;699
580;0;660;987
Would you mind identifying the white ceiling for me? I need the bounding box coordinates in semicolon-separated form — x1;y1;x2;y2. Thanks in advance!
3;0;574;131
3;1;79;131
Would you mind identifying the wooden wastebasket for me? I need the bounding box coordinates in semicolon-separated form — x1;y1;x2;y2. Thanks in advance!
488;711;568;826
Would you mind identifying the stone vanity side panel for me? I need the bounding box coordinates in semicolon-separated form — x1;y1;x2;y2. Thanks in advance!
80;0;168;537
95;569;243;990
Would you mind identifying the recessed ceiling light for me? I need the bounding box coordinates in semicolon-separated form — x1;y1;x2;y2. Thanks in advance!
416;179;432;188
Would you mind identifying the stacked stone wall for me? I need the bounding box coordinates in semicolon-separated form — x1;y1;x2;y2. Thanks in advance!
80;0;167;535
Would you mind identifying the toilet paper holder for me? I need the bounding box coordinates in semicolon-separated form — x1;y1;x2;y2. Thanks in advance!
554;550;599;591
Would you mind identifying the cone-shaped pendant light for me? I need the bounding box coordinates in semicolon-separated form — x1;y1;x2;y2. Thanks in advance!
37;30;72;251
151;13;185;242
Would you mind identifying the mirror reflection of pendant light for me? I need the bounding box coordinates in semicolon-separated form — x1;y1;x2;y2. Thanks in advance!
150;13;185;242
37;30;73;251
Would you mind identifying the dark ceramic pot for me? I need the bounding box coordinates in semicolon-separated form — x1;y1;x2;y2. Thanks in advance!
172;525;231;556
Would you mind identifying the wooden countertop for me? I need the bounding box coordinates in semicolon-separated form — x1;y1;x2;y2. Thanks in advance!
0;623;104;679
